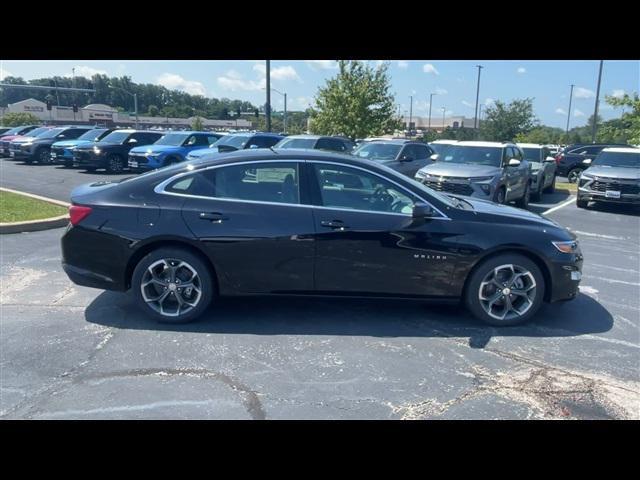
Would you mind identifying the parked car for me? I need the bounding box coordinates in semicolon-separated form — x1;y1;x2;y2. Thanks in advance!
0;125;41;156
72;130;164;173
128;131;224;172
351;139;435;177
428;140;458;158
10;126;94;164
414;141;531;208
274;134;355;153
555;143;627;182
8;126;57;160
51;128;115;167
576;147;640;208
0;127;12;136
186;132;284;161
517;143;557;200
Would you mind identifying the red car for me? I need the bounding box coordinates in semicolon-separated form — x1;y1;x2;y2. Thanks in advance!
0;125;49;157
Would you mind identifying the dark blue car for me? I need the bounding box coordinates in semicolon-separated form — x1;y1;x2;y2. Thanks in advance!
186;132;284;161
128;131;224;172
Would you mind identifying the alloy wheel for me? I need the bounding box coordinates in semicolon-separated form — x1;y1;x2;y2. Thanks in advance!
478;264;537;321
140;258;202;317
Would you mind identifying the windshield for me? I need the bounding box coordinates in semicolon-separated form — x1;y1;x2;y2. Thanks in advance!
24;127;50;138
593;151;640;168
275;137;317;149
77;129;108;142
352;143;402;161
39;128;66;139
3;126;28;136
99;131;132;144
213;135;249;149
429;143;453;155
521;148;542;162
154;133;189;146
440;145;502;167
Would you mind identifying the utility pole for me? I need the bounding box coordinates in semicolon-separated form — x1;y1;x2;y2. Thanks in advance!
428;92;437;131
565;84;575;139
72;67;76;121
591;60;604;143
473;65;483;130
409;95;413;138
134;93;139;129
442;107;446;130
265;60;271;132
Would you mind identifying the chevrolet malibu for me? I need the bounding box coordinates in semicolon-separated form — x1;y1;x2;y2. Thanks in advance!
61;149;583;326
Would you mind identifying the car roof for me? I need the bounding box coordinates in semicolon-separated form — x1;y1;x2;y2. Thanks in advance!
602;147;640;154
517;143;545;148
367;139;415;145
456;141;512;147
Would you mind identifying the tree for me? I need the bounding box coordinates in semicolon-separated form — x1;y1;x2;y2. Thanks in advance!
1;112;40;127
191;116;204;131
479;98;538;141
601;93;640;145
309;61;397;140
515;126;565;144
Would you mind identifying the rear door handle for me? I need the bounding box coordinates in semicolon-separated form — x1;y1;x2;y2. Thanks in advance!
321;220;349;230
199;212;228;223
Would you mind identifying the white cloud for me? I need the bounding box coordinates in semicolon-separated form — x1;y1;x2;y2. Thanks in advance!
517;67;526;74
217;70;265;92
423;63;439;75
555;108;567;115
64;65;108;78
574;109;586;117
306;60;338;70
435;87;448;95
397;61;409;69
0;67;12;79
253;63;301;82
289;96;315;110
574;87;595;99
156;73;207;96
485;98;495;106
611;89;626;98
462;100;474;108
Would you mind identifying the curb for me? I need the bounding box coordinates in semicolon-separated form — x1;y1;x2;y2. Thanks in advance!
0;187;70;234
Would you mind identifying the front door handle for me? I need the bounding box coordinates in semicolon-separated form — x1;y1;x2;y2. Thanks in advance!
321;220;349;230
199;212;228;223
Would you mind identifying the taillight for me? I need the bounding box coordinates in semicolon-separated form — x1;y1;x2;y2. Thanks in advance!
555;154;563;165
69;205;92;226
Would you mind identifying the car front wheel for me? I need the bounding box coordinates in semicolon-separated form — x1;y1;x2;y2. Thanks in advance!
37;148;51;164
544;173;556;193
106;154;125;173
464;253;545;326
567;168;582;183
131;247;214;324
576;197;589;209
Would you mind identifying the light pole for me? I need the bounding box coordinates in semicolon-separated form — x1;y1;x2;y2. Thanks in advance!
565;84;575;139
409;95;413;138
72;67;76;121
591;60;604;143
265;60;271;132
473;65;483;130
442;107;446;131
268;87;287;134
428;92;437;131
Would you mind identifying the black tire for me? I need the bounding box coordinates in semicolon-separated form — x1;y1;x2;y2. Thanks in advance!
85;167;97;172
576;197;589;209
106;154;125;173
567;168;582;184
531;179;543;202
464;253;545;326
544;172;556;193
493;186;506;204
62;160;74;168
36;148;50;164
131;247;215;324
515;184;530;209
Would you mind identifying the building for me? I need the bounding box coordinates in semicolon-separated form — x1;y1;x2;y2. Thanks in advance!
401;114;479;132
0;98;253;130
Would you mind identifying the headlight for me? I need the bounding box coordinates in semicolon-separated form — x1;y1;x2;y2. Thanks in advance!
580;172;593;180
415;170;427;178
93;147;101;154
552;240;579;254
468;176;493;182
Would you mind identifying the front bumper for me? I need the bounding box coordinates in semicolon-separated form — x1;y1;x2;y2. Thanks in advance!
548;252;583;302
51;147;75;164
128;153;161;171
415;174;494;199
578;179;640;205
73;150;107;168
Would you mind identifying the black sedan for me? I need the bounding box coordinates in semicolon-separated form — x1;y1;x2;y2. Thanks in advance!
61;149;583;326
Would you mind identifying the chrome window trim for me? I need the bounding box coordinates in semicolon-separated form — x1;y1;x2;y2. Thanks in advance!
154;158;451;220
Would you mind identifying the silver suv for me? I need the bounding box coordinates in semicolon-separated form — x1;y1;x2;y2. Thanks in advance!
414;141;531;208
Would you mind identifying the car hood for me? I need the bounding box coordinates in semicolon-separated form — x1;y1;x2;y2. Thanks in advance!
1;135;25;142
52;139;92;148
130;144;182;155
419;162;501;178
11;136;40;144
584;166;640;180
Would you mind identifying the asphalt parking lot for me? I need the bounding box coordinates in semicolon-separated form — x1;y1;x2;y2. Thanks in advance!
1;160;639;419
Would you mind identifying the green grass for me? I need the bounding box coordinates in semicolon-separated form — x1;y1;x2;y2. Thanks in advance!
0;190;68;223
554;182;577;193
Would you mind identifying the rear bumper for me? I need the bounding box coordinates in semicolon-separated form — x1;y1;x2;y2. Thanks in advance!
62;262;120;291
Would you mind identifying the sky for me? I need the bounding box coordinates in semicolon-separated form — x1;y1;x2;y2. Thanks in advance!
1;60;638;128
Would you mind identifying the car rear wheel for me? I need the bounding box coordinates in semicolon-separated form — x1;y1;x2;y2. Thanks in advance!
464;253;545;326
106;154;125;173
494;187;506;204
37;148;50;164
515;184;530;209
544;173;556;193
131;247;214;324
531;179;543;202
567;168;582;183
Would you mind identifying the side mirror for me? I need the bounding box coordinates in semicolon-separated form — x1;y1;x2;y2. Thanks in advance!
412;202;436;218
508;158;521;167
582;158;592;165
57;134;66;139
249;144;259;149
127;138;138;144
544;156;556;162
430;153;439;161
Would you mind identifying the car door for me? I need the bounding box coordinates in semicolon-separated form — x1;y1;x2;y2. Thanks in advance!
183;134;212;158
512;146;530;195
178;160;315;294
502;147;520;200
410;144;434;175
308;161;458;297
393;144;419;177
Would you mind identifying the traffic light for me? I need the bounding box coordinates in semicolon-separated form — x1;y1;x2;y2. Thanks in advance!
46;100;52;111
72;104;78;113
